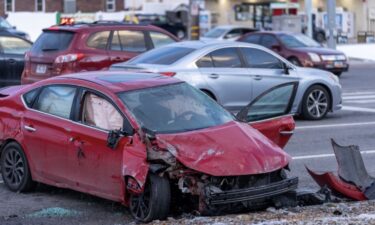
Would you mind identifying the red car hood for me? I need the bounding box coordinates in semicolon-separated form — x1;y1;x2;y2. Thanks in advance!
156;121;291;176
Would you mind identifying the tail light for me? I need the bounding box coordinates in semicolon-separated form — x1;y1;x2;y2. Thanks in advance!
54;53;85;64
159;72;176;77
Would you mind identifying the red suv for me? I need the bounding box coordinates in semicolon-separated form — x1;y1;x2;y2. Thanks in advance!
21;22;178;84
238;31;349;76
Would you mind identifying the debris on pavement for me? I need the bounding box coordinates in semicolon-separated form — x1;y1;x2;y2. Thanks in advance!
26;207;81;218
307;139;375;201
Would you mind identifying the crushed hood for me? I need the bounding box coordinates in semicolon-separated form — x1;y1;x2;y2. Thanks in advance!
156;121;291;176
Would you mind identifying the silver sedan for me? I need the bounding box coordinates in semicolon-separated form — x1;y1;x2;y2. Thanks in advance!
111;41;342;120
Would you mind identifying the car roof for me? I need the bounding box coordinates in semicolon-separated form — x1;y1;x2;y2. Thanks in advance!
249;31;297;36
45;22;166;33
158;40;262;50
54;71;181;93
212;25;254;30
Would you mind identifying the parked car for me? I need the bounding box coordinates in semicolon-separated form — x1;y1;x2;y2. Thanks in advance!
21;21;179;84
111;41;342;120
0;34;32;87
201;25;259;41
0;17;30;40
0;71;298;222
238;31;349;76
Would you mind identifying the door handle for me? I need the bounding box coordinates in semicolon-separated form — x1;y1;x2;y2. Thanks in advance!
280;130;294;136
24;125;36;132
8;59;16;64
209;73;219;79
254;75;262;81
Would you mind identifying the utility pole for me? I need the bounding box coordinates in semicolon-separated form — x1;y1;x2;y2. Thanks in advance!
305;0;313;38
187;0;200;40
327;0;336;49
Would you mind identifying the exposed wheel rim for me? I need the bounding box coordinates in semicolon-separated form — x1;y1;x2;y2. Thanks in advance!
129;182;151;220
307;89;328;118
3;148;25;187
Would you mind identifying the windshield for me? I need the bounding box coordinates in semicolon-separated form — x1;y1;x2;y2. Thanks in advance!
0;18;12;29
279;34;321;48
119;83;234;133
128;47;194;65
204;28;227;38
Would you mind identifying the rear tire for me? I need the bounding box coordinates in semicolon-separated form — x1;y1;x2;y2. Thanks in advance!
201;90;217;101
129;174;171;222
1;142;36;192
301;85;331;120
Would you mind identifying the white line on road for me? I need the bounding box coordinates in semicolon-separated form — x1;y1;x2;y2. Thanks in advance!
343;91;375;96
345;100;375;104
343;95;375;100
296;121;375;130
342;106;375;113
293;149;375;160
0;180;3;184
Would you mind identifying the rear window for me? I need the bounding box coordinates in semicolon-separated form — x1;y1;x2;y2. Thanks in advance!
31;31;74;53
128;47;194;65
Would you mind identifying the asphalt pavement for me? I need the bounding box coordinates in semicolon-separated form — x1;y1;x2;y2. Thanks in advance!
287;61;375;190
1;61;375;224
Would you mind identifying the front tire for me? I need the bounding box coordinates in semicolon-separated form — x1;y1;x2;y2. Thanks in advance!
129;174;171;222
289;57;302;67
334;72;342;77
1;142;35;192
301;85;331;120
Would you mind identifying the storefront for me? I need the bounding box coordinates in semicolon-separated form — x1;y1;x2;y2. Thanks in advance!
205;0;375;39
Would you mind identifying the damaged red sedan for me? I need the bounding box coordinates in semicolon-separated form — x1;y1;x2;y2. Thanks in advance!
0;72;298;222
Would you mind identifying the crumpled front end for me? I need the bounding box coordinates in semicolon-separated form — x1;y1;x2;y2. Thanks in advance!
142;128;298;214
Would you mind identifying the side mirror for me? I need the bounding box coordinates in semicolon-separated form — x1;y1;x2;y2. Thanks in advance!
107;129;130;149
271;44;281;52
283;63;290;75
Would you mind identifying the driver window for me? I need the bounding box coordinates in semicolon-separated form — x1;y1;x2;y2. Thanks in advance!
244;83;295;122
81;92;123;130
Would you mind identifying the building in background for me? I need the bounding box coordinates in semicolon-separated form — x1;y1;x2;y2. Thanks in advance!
205;0;375;38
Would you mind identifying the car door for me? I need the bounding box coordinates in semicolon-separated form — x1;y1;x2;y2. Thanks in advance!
67;89;133;201
108;29;149;65
240;47;299;100
236;82;298;148
0;36;31;87
21;85;78;183
197;47;253;112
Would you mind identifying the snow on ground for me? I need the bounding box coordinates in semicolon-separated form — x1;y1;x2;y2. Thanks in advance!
151;201;375;225
338;44;375;62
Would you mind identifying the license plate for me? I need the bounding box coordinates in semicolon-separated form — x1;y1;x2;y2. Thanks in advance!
36;64;47;74
334;61;345;68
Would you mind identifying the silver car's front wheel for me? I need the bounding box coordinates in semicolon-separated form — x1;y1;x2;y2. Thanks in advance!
302;85;330;120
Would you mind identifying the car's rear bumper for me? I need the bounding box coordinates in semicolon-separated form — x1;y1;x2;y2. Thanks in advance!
205;177;298;205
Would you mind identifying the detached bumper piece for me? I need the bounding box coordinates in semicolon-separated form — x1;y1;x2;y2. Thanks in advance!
206;177;298;205
307;139;375;200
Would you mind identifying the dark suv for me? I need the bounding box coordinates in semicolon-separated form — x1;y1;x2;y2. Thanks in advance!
22;22;178;84
238;31;349;76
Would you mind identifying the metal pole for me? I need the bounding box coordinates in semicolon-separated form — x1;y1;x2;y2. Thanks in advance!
327;0;336;49
305;0;313;38
187;0;192;40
